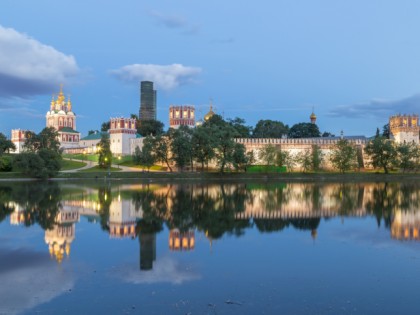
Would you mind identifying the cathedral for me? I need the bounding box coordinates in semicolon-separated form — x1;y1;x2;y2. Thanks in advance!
46;85;80;148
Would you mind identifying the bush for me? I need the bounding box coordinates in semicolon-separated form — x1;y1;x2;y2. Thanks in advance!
0;155;13;172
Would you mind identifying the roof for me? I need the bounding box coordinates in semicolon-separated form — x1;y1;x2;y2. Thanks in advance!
81;132;109;141
60;127;80;134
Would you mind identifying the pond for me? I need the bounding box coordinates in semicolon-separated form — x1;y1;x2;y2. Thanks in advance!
1;180;420;315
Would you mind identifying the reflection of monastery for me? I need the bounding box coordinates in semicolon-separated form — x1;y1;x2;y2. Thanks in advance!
8;183;420;266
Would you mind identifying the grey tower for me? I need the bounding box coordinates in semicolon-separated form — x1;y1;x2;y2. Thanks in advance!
139;81;157;121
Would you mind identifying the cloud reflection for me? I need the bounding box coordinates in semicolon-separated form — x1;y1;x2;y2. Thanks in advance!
112;256;200;285
0;248;74;315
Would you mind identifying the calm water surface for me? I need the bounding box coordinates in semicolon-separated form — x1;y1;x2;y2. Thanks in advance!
1;180;420;315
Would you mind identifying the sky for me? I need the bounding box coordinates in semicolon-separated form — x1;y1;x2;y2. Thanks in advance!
1;0;420;138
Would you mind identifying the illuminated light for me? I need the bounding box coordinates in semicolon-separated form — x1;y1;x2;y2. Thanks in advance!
175;238;180;249
182;237;188;248
413;229;419;238
404;228;410;238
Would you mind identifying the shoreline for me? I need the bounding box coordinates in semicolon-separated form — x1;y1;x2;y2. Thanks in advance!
1;172;420;182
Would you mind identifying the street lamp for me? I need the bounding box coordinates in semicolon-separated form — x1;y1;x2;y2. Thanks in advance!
118;155;121;170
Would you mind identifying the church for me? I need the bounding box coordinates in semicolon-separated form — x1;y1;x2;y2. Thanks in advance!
45;85;81;148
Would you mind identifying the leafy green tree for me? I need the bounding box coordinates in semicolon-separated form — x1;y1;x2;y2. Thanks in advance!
140;137;156;170
288;123;321;138
133;146;141;165
0;133;16;155
312;145;324;171
258;144;278;168
396;142;419;172
97;133;112;168
382;123;390;139
0;156;13;172
296;149;312;172
227;117;252;138
246;150;256;169
231;143;247;171
191;126;215;170
24;127;60;153
329;139;357;173
203;114;238;173
38;149;62;177
101;121;110;132
170;126;193;171
253;120;289;138
13;153;47;178
152;135;172;172
138;119;164;137
276;150;295;172
364;136;397;174
321;132;335;137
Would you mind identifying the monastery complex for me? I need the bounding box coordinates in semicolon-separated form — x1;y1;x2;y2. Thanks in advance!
9;86;420;170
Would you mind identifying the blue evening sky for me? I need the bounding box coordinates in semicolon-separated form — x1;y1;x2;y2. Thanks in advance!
1;0;420;137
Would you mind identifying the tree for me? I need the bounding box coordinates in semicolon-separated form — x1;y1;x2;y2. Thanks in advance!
231;143;247;171
97;133;112;168
0;133;15;155
364;137;397;174
396;142;419;172
296;149;312;172
312;145;324;171
101;121;110;132
276;150;295;172
191;126;215;170
258;144;278;168
152;135;172;172
170;126;193;171
382;123;390;139
288;123;321;138
88;130;99;135
138;119;164;137
227;117;252;138
253;120;289;138
13;152;47;178
140;137;156;170
329;139;357;173
24;127;60;153
322;132;335;137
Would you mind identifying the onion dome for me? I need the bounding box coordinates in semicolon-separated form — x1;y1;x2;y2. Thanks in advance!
204;104;215;121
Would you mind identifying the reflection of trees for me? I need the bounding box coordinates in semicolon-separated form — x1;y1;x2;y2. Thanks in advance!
254;219;289;232
0;186;13;223
330;184;364;215
290;218;320;230
97;185;112;231
130;184;252;240
0;182;62;230
365;182;420;228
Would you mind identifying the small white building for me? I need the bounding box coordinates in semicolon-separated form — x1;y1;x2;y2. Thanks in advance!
10;129;31;153
109;117;139;155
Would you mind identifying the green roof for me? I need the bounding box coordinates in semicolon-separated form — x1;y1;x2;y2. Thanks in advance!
60;127;80;134
136;133;142;138
81;132;109;140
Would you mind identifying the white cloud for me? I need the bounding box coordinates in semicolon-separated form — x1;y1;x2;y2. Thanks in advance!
329;94;420;119
112;256;200;285
110;63;202;90
0;25;80;98
0;248;74;315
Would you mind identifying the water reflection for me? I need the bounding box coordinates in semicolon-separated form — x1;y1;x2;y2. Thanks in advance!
1;181;420;268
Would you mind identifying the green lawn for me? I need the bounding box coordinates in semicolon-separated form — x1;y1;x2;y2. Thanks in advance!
79;165;121;172
63;153;99;162
61;160;87;171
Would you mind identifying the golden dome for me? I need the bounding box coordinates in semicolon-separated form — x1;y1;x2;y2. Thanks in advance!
204;101;215;121
310;112;317;119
